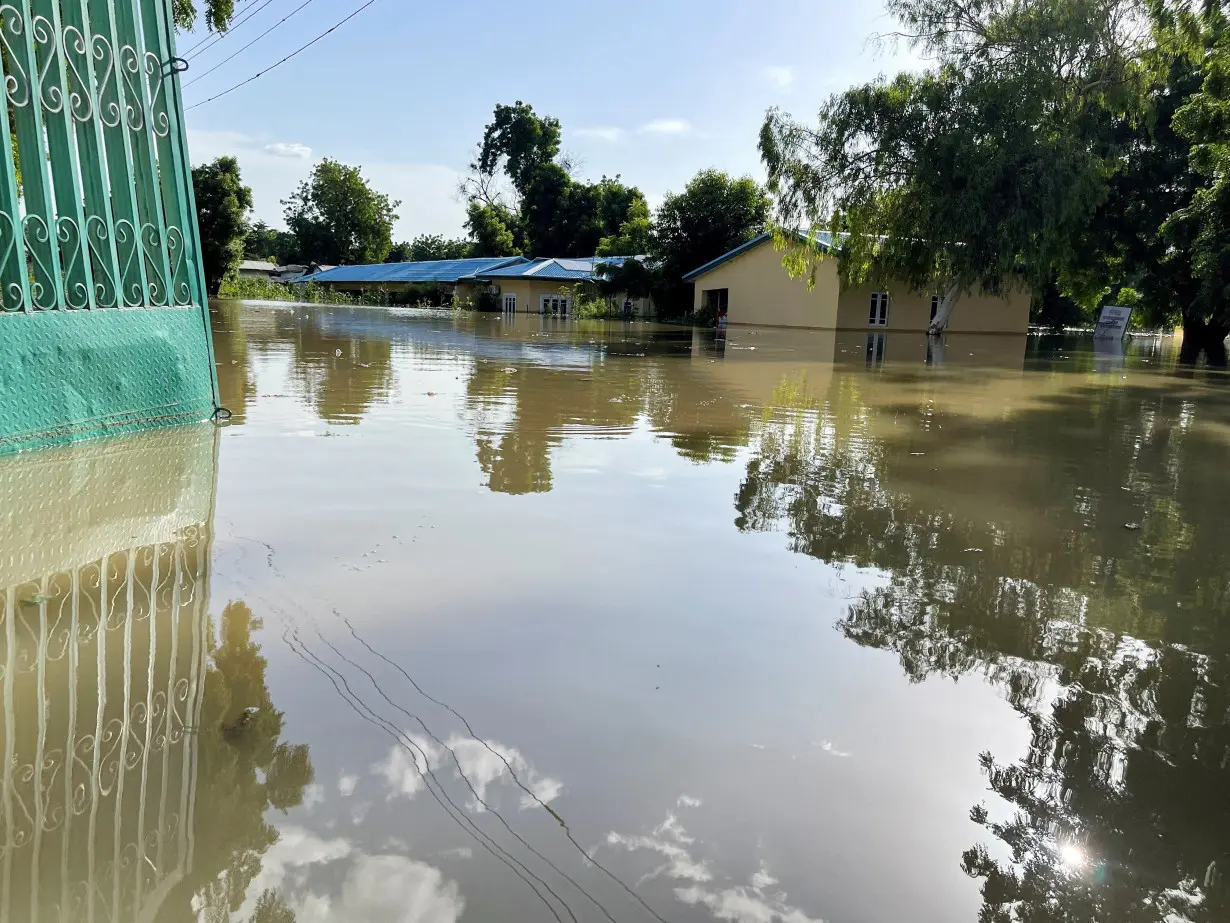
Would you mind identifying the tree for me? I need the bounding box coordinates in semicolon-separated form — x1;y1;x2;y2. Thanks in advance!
597;198;653;257
465;201;520;257
245;220;301;265
759;0;1144;334
652;168;770;314
461;102;649;256
173;0;235;32
387;234;473;263
283;159;399;265
192;156;252;296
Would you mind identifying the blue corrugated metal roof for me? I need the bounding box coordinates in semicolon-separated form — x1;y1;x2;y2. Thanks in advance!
682;232;833;282
306;256;528;285
466;256;643;282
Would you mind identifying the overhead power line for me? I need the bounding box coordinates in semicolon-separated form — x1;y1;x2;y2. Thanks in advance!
184;0;322;88
184;0;381;111
180;0;278;61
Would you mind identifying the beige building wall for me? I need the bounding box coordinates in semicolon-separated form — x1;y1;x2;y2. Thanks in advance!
690;239;841;328
690;238;1031;335
836;282;1030;334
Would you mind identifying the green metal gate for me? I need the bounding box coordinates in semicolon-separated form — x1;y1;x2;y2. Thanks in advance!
0;0;217;454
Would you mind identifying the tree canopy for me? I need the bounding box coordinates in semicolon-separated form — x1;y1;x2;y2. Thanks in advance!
652;168;770;313
461;101;649;257
192;155;252;296
245;220;301;266
760;0;1144;333
173;0;234;33
283;159;400;266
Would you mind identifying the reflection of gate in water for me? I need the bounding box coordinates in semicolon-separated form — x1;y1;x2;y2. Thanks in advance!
0;427;216;921
0;0;217;455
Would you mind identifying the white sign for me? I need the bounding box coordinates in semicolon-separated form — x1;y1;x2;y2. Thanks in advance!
1094;305;1132;340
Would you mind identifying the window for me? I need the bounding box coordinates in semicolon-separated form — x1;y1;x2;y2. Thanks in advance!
503;293;517;313
868;292;889;326
930;295;939;322
866;333;886;367
703;288;729;314
540;295;569;316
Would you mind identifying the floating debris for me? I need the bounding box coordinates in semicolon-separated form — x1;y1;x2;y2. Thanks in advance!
1124;522;1142;531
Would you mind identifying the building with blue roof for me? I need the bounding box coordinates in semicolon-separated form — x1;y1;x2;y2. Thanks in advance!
682;232;1029;334
305;254;655;317
456;256;654;317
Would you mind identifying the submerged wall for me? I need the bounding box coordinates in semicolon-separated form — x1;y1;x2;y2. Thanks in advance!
0;308;218;454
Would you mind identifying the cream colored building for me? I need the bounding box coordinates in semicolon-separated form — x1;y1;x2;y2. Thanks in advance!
684;233;1031;334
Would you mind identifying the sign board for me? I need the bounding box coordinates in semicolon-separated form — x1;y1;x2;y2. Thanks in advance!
1094;305;1133;340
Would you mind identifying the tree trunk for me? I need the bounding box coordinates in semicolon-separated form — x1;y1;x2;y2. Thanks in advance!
928;282;962;335
1179;316;1230;366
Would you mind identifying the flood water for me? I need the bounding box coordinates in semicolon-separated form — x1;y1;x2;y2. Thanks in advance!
3;302;1230;923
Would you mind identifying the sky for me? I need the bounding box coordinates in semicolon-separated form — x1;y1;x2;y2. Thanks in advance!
181;0;923;241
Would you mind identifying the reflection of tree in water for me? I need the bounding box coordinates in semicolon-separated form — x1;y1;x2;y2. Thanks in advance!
464;355;752;493
279;311;393;424
211;301;256;422
735;370;1230;922
167;601;314;922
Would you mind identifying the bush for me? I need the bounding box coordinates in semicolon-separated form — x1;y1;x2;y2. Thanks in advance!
217;276;427;307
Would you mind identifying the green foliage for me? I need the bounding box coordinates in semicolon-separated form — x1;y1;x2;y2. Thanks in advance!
475;101;562;196
218;276;393;306
283;159;400;266
652;168;770;314
387;234;473;262
462;102;649;257
760;0;1143;323
244;220;300;265
173;0;234;32
192;156;252;296
597;198;653;256
597;258;657;301
465;201;521;256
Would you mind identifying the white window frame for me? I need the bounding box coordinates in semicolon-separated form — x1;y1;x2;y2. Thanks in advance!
869;292;889;327
540;294;570;316
503;293;517;313
930;295;940;322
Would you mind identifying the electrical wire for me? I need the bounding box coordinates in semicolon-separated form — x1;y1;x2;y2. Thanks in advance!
184;0;321;88
185;0;380;111
180;0;278;60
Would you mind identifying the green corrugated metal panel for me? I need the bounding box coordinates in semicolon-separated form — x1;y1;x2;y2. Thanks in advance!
0;0;218;455
0;308;217;453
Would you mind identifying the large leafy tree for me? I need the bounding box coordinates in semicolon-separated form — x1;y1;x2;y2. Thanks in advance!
192;155;252;296
283;159;399;265
652;168;770;314
461;101;648;256
760;0;1143;334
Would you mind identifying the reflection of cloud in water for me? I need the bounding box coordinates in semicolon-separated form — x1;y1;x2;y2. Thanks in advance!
296;854;464;923
371;733;563;812
605;799;824;923
237;826;464;923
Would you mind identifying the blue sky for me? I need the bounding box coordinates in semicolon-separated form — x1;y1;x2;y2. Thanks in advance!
181;0;921;240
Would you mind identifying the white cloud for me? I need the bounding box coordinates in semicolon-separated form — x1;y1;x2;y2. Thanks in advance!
234;826;354;919
638;118;692;136
372;733;562;815
338;773;359;797
296;854;464;923
575;126;625;142
186;129;468;240
764;66;796;90
372;736;440;801
264;141;312;159
605;799;824;923
302;784;325;811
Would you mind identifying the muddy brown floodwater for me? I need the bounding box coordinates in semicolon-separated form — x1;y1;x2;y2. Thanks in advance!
3;301;1230;923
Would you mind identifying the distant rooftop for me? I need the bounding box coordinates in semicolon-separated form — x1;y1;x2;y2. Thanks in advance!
306;257;529;285
239;260;278;273
465;256;644;282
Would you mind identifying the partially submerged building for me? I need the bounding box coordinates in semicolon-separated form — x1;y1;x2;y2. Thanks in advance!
307;256;654;316
684;233;1030;334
